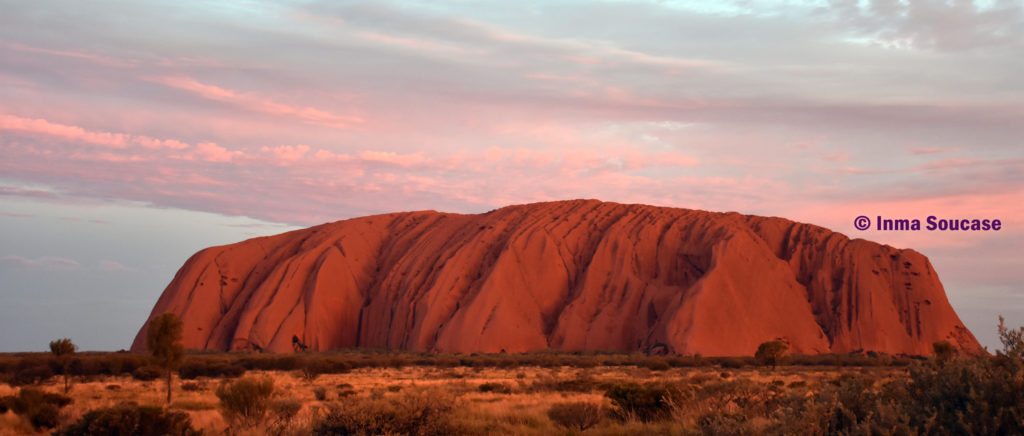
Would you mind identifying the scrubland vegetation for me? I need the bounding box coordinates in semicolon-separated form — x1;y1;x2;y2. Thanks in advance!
0;317;1021;435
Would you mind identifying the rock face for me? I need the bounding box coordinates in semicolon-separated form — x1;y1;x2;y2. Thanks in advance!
131;200;980;356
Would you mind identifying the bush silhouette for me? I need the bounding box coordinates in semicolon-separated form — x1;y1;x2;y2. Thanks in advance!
998;315;1024;361
268;399;302;434
755;340;788;367
216;376;275;429
178;360;245;379
604;382;677;422
314;390;456;436
478;382;512;394
547;402;603;431
932;340;956;362
132;365;162;381
641;358;671;371
806;316;1024;435
891;319;1024;434
2;388;71;430
59;402;197;436
8;358;54;386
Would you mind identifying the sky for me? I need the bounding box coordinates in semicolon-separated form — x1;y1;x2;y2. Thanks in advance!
0;0;1021;351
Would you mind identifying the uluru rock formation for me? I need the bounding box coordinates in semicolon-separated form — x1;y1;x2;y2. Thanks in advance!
132;200;980;356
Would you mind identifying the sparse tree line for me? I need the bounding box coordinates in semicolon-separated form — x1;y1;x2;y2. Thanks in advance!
0;313;1021;434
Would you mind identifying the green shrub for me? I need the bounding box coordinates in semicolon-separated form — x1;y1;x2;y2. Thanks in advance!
531;376;600;393
604;382;678;422
718;358;745;369
568;356;600;368
215;376;275;429
178;360;245;379
478;382;512;394
893;357;1022;434
998;315;1024;360
59;402;197;436
835;318;1024;435
755;340;789;367
666;356;703;367
108;354;150;375
547;402;603;431
806;317;1024;435
641;358;671;371
337;383;356;398
67;356;101;376
300;361;324;382
932;340;956;362
314;390;456;436
8;358;54;386
268;399;302;434
68;354;149;376
698;411;751;435
132;365;162;381
298;357;351;380
313;386;327;401
234;355;298;371
9;365;55;386
3;388;72;430
816;374;892;434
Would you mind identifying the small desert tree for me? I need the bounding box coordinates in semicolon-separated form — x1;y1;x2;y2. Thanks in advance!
997;315;1024;362
49;338;76;394
754;340;788;368
146;313;184;405
932;340;956;363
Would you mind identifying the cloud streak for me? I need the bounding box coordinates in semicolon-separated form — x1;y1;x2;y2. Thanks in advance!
0;114;189;150
0;255;80;269
151;76;363;129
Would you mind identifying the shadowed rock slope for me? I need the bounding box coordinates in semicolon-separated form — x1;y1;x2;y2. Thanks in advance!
131;200;979;356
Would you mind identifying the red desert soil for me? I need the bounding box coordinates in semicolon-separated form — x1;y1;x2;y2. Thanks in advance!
132;200;979;356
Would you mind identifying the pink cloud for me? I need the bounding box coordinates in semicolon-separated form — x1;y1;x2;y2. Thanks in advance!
262;145;310;162
911;147;956;155
312;149;353;162
4;42;135;68
358;151;428;167
0;113;248;164
134;137;190;150
0;114;190;150
354;31;477;56
151;76;364;129
1;114;129;148
191;142;241;163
